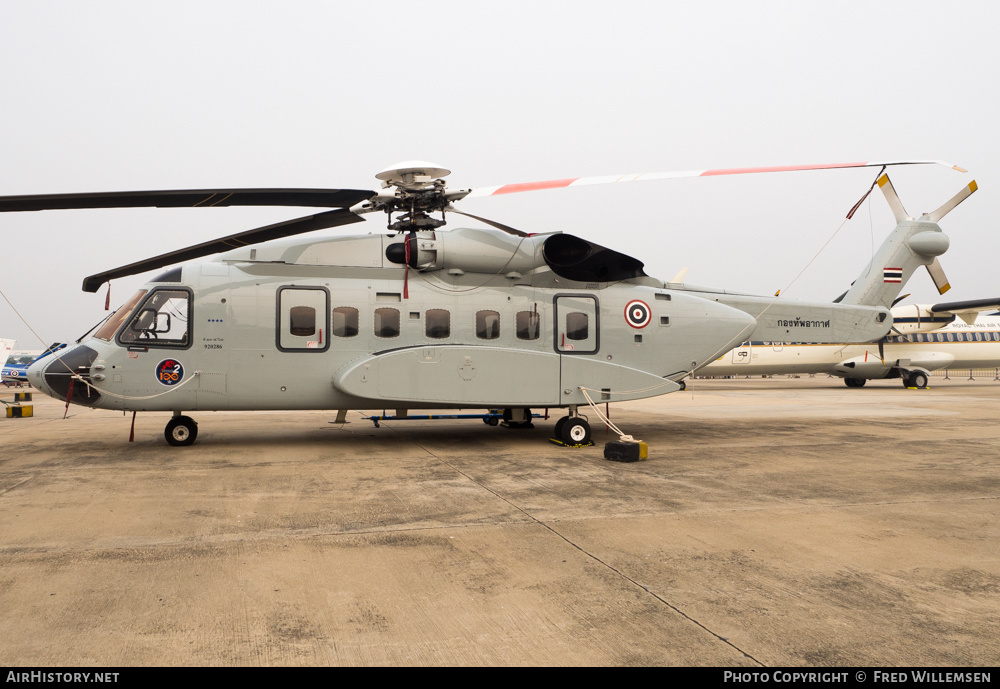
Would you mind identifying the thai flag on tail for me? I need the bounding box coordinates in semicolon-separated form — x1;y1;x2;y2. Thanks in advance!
883;267;903;283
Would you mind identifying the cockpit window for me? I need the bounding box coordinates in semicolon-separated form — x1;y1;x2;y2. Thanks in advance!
117;289;192;348
94;290;147;342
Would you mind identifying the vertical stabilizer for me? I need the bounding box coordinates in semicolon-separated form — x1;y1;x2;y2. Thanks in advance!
841;175;975;307
0;339;14;370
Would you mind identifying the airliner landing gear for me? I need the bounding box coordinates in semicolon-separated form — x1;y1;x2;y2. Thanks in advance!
844;378;867;388
165;415;198;446
904;372;929;389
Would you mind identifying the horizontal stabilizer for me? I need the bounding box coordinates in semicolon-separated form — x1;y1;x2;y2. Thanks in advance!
930;297;1000;313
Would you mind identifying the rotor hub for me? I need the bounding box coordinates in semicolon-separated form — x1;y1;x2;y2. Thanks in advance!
371;161;458;232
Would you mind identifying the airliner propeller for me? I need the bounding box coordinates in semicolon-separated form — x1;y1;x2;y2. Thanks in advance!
0;159;968;293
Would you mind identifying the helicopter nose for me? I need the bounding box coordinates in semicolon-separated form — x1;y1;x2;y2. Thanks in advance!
27;344;102;406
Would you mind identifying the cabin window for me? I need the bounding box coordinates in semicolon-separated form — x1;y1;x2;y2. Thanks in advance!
289;307;316;336
565;312;589;341
118;289;192;348
333;307;359;337
374;308;400;338
516;311;540;340
476;310;500;340
426;309;450;339
96;290;147;342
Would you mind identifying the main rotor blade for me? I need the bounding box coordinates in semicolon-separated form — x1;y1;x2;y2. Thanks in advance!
0;188;374;213
449;210;530;237
925;180;978;222
463;160;966;199
81;208;364;292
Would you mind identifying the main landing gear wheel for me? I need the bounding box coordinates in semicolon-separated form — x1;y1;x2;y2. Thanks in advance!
844;378;867;388
560;417;592;445
554;416;568;438
905;372;929;389
165;415;198;446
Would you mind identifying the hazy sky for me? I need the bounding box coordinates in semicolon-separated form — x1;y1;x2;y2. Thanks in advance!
2;1;997;349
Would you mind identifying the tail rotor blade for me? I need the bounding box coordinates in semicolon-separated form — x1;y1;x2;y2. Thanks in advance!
878;174;910;223
925;180;978;222
925;258;951;295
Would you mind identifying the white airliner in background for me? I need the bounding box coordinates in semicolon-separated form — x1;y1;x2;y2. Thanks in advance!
1;339;13;370
697;298;1000;388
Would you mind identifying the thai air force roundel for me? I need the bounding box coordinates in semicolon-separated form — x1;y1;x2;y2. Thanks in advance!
624;300;651;328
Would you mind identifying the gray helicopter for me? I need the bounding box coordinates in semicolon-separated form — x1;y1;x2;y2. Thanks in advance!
0;160;974;446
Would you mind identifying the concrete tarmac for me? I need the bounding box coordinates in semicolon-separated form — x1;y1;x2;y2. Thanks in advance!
1;377;997;667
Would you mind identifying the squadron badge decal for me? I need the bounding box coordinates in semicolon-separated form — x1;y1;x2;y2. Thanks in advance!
155;359;185;386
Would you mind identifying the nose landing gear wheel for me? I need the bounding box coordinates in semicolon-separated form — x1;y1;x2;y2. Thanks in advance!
165;415;198;446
